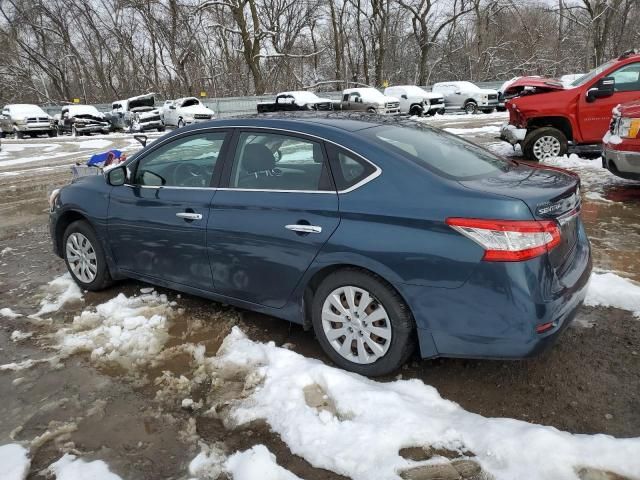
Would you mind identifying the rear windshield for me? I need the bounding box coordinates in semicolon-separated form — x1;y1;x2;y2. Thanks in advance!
364;124;510;180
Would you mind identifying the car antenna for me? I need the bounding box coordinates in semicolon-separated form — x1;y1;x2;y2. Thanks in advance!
133;134;148;147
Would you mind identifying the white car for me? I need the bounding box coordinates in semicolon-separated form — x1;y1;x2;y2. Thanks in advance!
432;81;500;114
384;85;445;116
161;97;215;128
0;104;56;138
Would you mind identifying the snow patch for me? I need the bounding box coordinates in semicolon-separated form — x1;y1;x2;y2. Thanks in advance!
76;139;113;150
32;274;83;318
1;247;13;256
444;125;501;135
0;443;30;480
225;445;302;480
10;330;33;342
188;444;226;479
46;454;123;480
585;272;640;317
1;307;22;318
216;327;640;480
603;131;623;145
56;291;174;369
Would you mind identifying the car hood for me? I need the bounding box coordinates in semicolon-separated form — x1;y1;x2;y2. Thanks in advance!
475;88;499;95
180;105;215;115
503;77;565;96
616;100;640;118
384;95;399;103
136;108;160;119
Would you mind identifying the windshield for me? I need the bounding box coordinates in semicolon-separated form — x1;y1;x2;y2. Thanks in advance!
571;60;616;87
182;98;200;108
68;105;102;117
364;124;510;180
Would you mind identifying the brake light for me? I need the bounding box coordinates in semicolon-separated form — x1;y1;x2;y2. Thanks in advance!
446;218;561;262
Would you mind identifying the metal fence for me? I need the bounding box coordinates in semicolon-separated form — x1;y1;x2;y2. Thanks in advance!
40;81;505;118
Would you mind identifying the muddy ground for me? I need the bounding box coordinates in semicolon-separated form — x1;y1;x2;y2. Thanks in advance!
0;114;639;479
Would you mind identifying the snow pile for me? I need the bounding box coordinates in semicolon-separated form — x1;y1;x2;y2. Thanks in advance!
77;139;113;150
444;125;501;135
47;454;123;480
56;291;174;369
603;130;623;145
543;153;602;170
187;444;226;479
1;307;22;318
585;272;640;317
1;246;13;255
10;330;33;342
0;443;30;480
32;274;83;318
215;328;640;480
225;445;302;480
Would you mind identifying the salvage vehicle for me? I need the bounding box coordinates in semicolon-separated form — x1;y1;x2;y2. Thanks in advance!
49;114;591;376
383;85;445;116
109;93;164;133
161;97;215;128
55;105;110;136
432;81;499;114
0;104;56;138
257;91;334;113
334;88;400;114
501;50;640;161
602;100;640;180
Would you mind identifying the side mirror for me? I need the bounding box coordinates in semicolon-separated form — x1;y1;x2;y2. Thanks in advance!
169;105;176;110
454;90;461;95
587;76;615;102
401;94;408;100
133;134;147;147
107;166;127;186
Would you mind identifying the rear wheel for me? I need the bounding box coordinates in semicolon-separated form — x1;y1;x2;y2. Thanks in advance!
366;107;377;114
409;105;423;116
312;269;414;376
63;220;113;291
464;101;478;114
523;127;568;162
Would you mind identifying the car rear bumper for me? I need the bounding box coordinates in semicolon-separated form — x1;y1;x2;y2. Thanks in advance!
603;144;640;179
398;220;592;359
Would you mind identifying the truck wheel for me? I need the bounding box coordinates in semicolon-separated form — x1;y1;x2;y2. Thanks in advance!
13;128;23;139
409;105;423;116
157;125;166;132
0;129;5;139
177;119;185;128
523;127;568;162
312;269;415;377
367;107;377;114
48;129;57;137
464;101;478;114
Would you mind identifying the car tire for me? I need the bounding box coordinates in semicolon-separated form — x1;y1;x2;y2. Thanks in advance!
311;269;415;376
14;128;23;139
464;101;478;114
409;106;423;117
177;119;185;128
158;125;166;132
48;129;57;137
496;106;507;112
437;108;445;115
522;127;568;162
482;108;495;114
0;129;5;139
366;107;377;114
63;220;113;291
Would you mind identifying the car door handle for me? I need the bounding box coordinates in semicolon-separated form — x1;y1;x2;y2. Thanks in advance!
176;212;202;220
285;224;322;234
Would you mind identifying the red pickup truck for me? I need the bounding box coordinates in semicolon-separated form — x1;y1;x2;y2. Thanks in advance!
500;50;640;161
603;100;640;180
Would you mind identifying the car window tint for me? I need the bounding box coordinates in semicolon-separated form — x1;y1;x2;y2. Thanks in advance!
326;144;375;191
229;132;333;191
610;63;640;92
365;124;510;180
134;132;227;188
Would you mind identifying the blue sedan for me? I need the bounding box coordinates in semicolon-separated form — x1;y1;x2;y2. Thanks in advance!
49;115;591;376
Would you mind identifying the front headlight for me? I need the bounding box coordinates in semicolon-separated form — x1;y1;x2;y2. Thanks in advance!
49;189;60;211
14;117;26;125
617;118;640;138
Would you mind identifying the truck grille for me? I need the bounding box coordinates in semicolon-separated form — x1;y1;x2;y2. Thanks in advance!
488;94;497;100
141;115;161;123
315;102;333;111
26;117;49;123
194;114;213;120
385;102;399;109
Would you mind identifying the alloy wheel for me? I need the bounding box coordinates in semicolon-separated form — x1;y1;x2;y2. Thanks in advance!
321;285;392;364
66;232;98;283
464;102;477;114
532;135;561;160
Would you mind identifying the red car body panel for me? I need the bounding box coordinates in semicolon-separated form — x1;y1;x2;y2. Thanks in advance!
605;100;640;154
505;54;640;146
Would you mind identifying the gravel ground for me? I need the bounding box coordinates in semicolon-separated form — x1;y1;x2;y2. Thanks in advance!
0;114;638;479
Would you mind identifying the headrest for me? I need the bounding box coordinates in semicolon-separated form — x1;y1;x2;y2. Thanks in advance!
243;144;276;173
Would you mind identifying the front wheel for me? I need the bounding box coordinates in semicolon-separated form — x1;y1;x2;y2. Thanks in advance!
312;269;414;376
464;101;478;114
409;106;423;117
366;107;377;114
63;220;113;291
522;127;568;162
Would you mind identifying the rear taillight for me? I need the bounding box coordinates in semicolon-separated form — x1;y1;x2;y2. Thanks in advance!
446;218;561;262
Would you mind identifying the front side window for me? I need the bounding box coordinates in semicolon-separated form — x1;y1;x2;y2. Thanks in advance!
229;131;333;191
610;63;640;92
364;124;510;180
134;131;227;187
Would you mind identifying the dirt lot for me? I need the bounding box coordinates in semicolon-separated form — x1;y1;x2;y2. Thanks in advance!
1;114;639;479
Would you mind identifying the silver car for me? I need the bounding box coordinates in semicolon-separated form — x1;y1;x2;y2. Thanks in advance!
432;81;499;114
0;104;56;138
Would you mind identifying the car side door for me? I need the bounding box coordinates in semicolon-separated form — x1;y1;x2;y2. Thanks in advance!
578;62;640;143
107;130;231;290
207;129;340;308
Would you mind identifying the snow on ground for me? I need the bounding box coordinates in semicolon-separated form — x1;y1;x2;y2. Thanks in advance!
0;443;30;480
1;307;22;318
0;151;78;169
586;272;640;318
74;139;113;150
1;246;14;255
444;125;501;135
225;445;302;480
213;328;640;480
31;273;83;318
46;454;123;480
188;444;226;479
10;330;33;341
56;290;175;369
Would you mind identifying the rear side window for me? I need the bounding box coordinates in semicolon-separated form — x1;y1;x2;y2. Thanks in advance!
326;144;376;191
364;125;509;180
